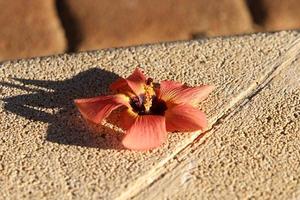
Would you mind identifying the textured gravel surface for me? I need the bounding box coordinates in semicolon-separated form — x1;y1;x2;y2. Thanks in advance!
0;31;299;199
135;41;300;200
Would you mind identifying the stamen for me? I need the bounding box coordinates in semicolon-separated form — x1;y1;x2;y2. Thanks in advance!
146;78;153;85
130;78;167;116
143;81;155;112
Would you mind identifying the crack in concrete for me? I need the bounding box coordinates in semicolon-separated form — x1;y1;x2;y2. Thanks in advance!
116;36;300;200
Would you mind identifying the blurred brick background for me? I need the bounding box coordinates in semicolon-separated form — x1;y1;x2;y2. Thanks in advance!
0;0;300;61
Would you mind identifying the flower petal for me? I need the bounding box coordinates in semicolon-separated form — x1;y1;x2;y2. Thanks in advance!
74;94;129;124
119;108;138;130
159;80;214;105
165;103;208;132
110;68;147;95
122;115;167;150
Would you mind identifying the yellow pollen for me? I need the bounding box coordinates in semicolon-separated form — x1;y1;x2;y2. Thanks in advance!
144;83;155;112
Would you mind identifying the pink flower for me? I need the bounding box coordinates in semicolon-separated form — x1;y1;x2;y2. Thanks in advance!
74;68;214;150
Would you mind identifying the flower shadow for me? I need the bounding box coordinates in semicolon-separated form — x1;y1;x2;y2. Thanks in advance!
1;67;125;150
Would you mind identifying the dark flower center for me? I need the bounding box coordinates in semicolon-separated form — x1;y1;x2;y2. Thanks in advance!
130;95;167;116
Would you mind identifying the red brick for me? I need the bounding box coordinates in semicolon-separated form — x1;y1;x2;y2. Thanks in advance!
260;0;300;31
0;0;66;61
64;0;253;51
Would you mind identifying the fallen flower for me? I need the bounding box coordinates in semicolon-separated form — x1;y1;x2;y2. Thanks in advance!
74;68;214;150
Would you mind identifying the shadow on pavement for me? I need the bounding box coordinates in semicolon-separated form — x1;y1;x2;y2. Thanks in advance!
1;67;125;150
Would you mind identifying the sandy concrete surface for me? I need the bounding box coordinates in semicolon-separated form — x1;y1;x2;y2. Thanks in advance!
135;38;300;200
0;31;299;199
